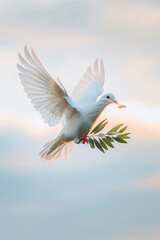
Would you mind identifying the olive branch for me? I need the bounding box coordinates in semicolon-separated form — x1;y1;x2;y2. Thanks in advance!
87;118;131;152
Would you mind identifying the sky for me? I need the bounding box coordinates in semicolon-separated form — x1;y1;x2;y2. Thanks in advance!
0;0;160;239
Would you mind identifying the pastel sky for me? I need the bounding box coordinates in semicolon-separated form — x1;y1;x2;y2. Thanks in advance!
0;0;160;240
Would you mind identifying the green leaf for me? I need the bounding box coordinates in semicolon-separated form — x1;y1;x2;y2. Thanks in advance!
119;132;130;136
106;136;114;142
88;119;131;152
98;133;106;138
107;123;123;134
113;137;128;143
118;133;131;139
102;138;114;148
119;126;128;133
93;121;108;134
90;118;107;134
89;138;95;148
94;138;105;153
107;131;121;136
99;138;108;150
118;136;130;139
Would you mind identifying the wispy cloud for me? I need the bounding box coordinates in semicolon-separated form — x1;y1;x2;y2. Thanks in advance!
131;172;160;190
0;0;92;31
0;112;61;136
98;1;160;35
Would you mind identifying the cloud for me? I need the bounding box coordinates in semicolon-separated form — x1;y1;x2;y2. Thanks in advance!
1;0;160;37
0;112;61;136
122;54;158;82
99;1;160;35
2;27;101;48
105;101;160;138
1;163;160;240
0;0;97;50
0;47;16;69
132;172;160;190
0;0;92;30
108;52;160;107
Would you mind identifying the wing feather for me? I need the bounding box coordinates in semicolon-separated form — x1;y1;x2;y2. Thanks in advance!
18;46;78;127
71;59;105;108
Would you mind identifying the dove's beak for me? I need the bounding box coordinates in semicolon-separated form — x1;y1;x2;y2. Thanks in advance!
113;99;119;104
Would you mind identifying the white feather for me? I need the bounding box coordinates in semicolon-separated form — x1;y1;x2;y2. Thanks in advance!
71;59;105;108
18;46;78;127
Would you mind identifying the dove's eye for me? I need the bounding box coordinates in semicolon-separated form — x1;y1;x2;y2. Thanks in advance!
107;95;110;99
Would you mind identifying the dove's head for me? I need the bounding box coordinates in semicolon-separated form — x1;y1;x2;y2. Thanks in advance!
102;93;118;105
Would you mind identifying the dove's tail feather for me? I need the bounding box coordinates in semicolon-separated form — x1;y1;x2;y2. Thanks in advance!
39;134;74;161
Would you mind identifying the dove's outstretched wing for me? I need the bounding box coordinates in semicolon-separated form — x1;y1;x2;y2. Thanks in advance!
18;46;78;127
71;59;105;108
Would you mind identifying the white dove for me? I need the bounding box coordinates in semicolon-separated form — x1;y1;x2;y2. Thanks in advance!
17;46;118;161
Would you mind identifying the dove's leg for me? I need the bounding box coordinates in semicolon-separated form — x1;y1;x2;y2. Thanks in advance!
78;132;89;144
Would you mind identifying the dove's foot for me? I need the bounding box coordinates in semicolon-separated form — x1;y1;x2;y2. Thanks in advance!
78;132;89;144
79;137;89;144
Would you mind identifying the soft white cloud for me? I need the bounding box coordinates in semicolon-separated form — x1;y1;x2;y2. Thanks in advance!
99;1;160;35
114;53;160;107
2;27;101;48
132;172;160;190
122;53;158;82
0;47;16;69
0;112;61;136
0;0;92;31
105;101;160;138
